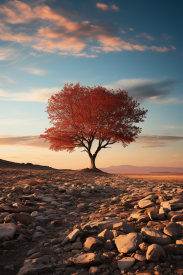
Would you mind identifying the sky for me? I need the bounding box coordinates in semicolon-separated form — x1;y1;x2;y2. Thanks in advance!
0;0;183;170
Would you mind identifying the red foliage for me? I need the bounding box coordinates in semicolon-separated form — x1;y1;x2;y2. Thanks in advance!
40;83;148;169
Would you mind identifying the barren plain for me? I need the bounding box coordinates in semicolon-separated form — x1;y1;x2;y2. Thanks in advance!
1;159;183;275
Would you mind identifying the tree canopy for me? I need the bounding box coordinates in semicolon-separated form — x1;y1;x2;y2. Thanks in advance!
40;83;148;170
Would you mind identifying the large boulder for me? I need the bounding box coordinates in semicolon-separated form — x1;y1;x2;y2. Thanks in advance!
141;228;171;245
114;233;143;253
146;244;166;262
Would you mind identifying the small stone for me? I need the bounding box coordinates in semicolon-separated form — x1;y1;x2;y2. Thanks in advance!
71;242;82;250
4;264;14;271
89;266;101;274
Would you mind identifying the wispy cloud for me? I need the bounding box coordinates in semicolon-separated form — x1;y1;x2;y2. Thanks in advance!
129;28;134;31
0;1;170;57
170;45;176;50
0;135;49;148
1;133;183;150
1;75;16;84
0;47;19;61
0;119;37;125
0;86;61;102
162;33;173;41
22;67;48;76
135;32;156;41
136;134;183;148
105;78;180;104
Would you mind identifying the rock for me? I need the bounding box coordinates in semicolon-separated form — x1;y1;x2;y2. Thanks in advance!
13;213;35;226
17;263;52;275
148;211;158;220
171;214;183;222
138;198;155;209
141;227;171;245
163;244;183;255
4;265;14;271
0;223;17;239
98;229;114;240
0;212;10;219
84;237;103;252
130;212;149;222
32;232;47;242
89;266;101;274
117;257;135;271
114;233;143;253
164;222;183;237
113;221;135;233
139;242;149;252
71;242;82;250
82;218;121;230
161;199;183;211
62;229;81;245
146;244;166;262
73;253;101;267
104;240;114;250
35;216;51;224
134;254;146;261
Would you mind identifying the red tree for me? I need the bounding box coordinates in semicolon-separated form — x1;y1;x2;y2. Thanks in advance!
40;83;148;170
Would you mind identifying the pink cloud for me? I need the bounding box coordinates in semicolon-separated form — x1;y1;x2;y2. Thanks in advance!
33;35;86;54
0;0;35;24
111;4;119;11
0;1;170;57
96;3;108;11
151;46;169;52
170;45;176;50
133;45;148;51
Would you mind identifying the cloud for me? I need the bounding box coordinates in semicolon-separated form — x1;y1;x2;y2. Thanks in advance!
0;1;169;57
136;134;183;148
0;47;19;61
105;78;179;103
1;133;183;150
96;3;108;11
111;4;119;11
162;33;173;41
0;135;49;148
92;36;169;53
120;28;126;34
22;67;48;76
135;32;156;41
0;119;37;125
129;28;134;31
170;45;176;50
0;86;61;102
1;75;16;84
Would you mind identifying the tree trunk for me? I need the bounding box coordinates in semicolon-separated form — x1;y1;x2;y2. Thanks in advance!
89;155;96;170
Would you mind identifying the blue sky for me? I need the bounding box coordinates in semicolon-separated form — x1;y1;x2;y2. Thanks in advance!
0;0;183;169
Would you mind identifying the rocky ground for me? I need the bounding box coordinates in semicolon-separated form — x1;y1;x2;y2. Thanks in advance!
1;161;183;275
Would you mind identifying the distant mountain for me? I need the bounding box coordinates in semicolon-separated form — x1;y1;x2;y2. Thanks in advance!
100;165;183;173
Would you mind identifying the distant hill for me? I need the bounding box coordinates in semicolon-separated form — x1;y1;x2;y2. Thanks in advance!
0;158;55;170
100;165;183;173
